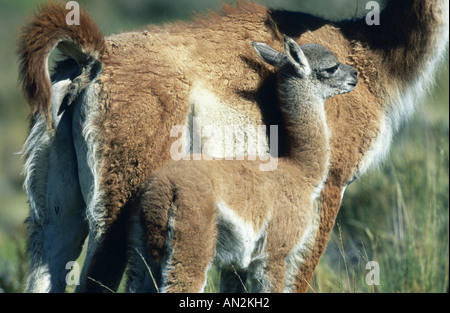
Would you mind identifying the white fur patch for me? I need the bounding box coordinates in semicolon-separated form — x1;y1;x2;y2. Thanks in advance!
25;264;52;293
215;200;268;270
23;80;88;293
357;1;449;176
187;83;270;159
22;80;71;225
72;82;110;292
72;82;106;237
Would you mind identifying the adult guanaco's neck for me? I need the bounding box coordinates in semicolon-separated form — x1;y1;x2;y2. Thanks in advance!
342;0;448;81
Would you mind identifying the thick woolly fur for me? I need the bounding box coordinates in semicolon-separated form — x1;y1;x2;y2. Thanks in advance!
18;1;105;124
132;38;359;292
18;0;449;292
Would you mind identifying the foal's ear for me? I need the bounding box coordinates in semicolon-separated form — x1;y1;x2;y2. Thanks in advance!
252;42;285;68
283;35;311;77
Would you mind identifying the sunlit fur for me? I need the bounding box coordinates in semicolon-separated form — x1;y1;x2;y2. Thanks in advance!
18;0;448;292
128;40;358;292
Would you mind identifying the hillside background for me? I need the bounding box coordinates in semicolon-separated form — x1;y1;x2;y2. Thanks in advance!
0;0;448;292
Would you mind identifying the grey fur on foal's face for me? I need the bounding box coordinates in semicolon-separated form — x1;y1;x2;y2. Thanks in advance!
252;36;358;100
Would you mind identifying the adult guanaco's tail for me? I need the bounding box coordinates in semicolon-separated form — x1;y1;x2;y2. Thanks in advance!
18;1;106;126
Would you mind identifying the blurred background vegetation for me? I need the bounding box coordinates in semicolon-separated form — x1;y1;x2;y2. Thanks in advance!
0;0;448;292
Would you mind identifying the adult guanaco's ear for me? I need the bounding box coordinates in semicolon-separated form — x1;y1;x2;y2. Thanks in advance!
283;35;311;77
252;42;285;68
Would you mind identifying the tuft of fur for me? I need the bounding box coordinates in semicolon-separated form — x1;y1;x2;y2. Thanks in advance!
18;1;106;125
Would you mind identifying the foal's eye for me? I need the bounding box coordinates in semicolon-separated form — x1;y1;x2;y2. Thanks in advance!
324;65;339;74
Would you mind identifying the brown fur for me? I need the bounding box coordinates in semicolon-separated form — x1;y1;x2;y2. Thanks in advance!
18;1;105;124
96;5;274;225
292;0;449;291
101;0;448;291
138;160;316;292
134;39;352;290
19;0;448;292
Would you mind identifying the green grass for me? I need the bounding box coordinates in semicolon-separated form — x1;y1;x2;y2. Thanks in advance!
309;69;449;293
0;0;448;293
